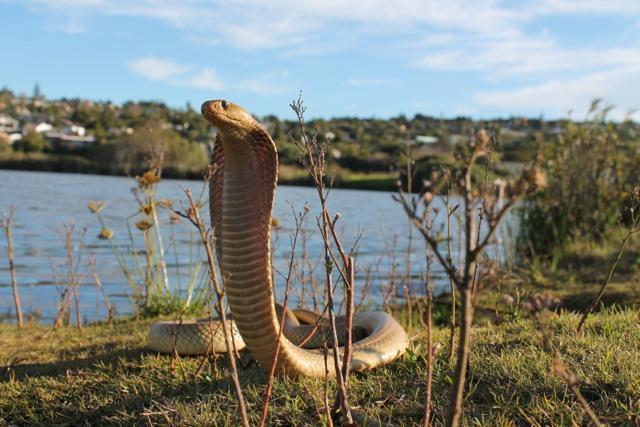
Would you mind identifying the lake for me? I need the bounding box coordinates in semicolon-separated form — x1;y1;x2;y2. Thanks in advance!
0;169;516;323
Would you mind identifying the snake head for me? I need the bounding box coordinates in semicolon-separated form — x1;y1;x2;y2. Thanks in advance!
201;99;257;134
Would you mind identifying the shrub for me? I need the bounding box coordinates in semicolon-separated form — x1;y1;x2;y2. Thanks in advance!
13;131;50;153
517;101;640;258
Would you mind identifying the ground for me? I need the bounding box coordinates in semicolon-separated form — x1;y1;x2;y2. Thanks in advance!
2;234;639;425
1;306;639;426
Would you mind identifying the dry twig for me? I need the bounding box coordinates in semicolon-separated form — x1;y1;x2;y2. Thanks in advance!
1;208;23;327
174;188;250;427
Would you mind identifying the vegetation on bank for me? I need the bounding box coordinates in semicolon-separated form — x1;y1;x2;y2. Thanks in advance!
1;85;623;191
0;151;400;190
518;102;640;258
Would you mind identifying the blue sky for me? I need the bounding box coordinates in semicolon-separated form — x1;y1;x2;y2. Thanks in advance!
1;0;639;120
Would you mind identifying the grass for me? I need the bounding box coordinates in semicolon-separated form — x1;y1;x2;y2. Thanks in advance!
1;307;639;426
278;163;398;191
516;232;640;311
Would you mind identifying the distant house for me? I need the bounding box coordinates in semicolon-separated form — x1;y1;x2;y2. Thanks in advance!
64;124;86;137
34;122;53;133
414;135;438;145
107;127;134;136
500;127;527;139
173;122;190;132
0;114;19;133
9;133;23;144
45;132;96;150
15;106;32;120
412;135;450;157
448;134;466;145
548;126;563;135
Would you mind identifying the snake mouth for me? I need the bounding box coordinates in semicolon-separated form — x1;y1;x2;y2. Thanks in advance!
201;100;222;124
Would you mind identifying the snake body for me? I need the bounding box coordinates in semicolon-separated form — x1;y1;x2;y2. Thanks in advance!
148;100;408;377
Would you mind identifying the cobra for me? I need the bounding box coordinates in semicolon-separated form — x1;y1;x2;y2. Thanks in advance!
148;100;408;378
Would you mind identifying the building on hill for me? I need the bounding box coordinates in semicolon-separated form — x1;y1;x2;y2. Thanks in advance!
63;124;86;137
0;114;19;133
412;135;451;157
34;122;53;133
9;133;23;144
45;132;96;150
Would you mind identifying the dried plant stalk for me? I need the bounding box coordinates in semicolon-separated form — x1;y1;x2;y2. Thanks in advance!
90;255;114;325
176;188;249;427
259;205;308;427
290;95;355;424
2;208;24;327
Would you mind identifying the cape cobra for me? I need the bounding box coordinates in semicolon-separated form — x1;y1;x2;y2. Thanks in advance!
148;99;408;378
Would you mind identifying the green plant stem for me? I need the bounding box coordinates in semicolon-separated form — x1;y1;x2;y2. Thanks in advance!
577;213;640;333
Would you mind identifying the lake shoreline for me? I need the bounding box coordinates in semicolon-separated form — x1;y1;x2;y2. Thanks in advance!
0;160;398;192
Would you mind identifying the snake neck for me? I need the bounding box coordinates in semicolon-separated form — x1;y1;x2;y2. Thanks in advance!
218;126;287;371
218;126;339;377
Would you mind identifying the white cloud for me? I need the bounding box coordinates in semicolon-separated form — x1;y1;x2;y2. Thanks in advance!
21;0;522;48
474;67;640;120
529;0;640;16
16;0;640;118
128;56;290;94
237;79;290;95
237;71;292;95
128;56;223;91
181;69;224;91
128;57;190;81
411;32;640;75
18;0;640;50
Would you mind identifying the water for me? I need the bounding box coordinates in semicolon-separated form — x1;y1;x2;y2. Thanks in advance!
0;170;516;323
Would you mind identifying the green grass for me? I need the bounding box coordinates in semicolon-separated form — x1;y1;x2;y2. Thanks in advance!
2;307;639;426
278;164;398;191
515;232;640;311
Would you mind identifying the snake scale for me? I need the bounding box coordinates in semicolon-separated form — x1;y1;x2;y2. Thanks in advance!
148;99;408;377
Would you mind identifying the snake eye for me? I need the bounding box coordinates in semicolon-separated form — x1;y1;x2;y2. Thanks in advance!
221;100;229;110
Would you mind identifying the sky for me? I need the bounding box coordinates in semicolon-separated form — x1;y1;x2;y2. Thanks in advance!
1;0;639;120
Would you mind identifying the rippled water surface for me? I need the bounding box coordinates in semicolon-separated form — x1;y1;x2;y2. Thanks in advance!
0;170;515;323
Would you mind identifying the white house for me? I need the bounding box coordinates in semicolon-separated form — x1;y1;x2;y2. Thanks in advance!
34;122;53;133
64;124;86;136
0;114;19;133
415;135;439;144
9;133;23;144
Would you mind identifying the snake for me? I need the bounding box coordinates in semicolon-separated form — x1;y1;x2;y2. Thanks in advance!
148;99;408;378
